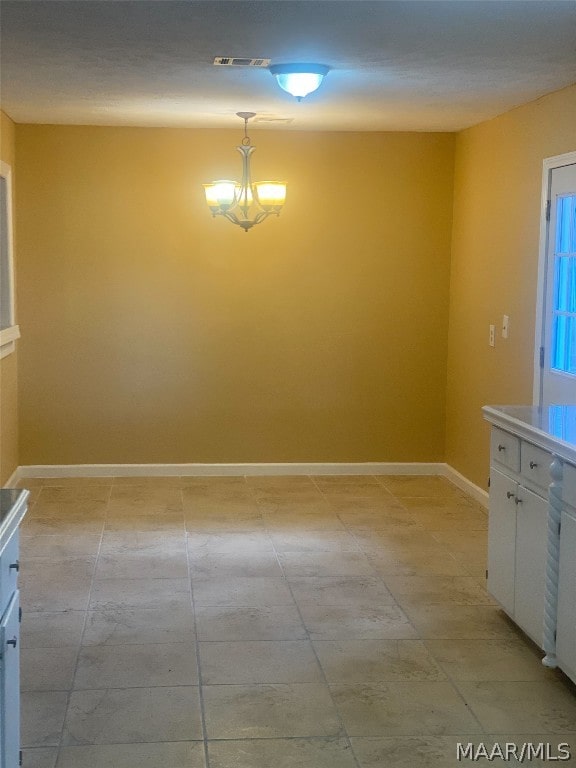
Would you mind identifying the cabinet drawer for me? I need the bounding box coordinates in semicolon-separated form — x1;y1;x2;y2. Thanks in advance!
0;531;19;615
520;443;552;493
564;463;576;510
491;428;520;473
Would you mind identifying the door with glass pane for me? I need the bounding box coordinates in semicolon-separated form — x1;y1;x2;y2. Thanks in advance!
541;162;576;405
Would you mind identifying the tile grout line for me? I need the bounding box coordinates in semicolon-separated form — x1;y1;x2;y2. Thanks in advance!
184;484;212;768
49;481;111;761
418;636;489;738
312;475;486;757
319;479;421;633
269;495;365;768
329;493;429;705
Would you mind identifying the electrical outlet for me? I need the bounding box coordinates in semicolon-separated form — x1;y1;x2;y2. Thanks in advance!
489;324;495;347
502;315;509;339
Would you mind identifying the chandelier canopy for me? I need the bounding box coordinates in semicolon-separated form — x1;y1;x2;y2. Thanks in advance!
203;112;286;232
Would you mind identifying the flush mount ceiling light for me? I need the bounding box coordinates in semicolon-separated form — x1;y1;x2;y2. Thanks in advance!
203;112;286;233
269;63;330;101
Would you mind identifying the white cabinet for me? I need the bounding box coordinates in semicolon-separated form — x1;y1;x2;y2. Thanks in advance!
0;490;27;768
487;468;516;615
514;486;548;644
0;532;19;614
556;465;576;683
483;405;576;685
0;592;20;768
487;466;548;646
490;427;520;474
557;510;576;682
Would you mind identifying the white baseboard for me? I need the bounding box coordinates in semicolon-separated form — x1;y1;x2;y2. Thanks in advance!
2;467;21;488
17;461;446;478
441;463;489;509
13;461;488;508
13;461;489;507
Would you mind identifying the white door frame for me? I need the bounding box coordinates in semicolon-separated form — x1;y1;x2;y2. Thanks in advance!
0;161;20;359
532;150;576;406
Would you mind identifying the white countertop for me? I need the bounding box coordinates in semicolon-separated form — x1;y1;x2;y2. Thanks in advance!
483;405;576;466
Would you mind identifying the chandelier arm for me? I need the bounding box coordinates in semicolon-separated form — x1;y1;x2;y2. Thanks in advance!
221;210;242;227
252;210;272;225
226;209;267;228
222;208;269;230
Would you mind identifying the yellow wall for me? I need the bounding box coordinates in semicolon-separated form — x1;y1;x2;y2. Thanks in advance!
446;85;576;488
0;111;19;485
15;126;454;465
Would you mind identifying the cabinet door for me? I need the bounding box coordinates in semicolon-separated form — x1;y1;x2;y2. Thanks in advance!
557;510;576;683
487;468;517;615
514;487;548;647
1;591;20;768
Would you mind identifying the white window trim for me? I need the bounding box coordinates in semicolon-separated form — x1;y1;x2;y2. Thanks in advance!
0;160;19;359
0;325;20;359
533;150;576;406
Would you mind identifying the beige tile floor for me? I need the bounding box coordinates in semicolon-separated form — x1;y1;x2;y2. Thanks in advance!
16;474;576;767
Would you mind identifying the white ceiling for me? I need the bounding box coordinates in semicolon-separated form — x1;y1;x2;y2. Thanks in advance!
1;1;576;132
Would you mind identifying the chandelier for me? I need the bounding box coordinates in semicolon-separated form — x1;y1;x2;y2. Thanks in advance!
203;112;286;232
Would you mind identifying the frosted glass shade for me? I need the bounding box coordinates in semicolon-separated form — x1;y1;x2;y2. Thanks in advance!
269;64;329;100
254;181;287;210
276;73;323;99
203;180;236;209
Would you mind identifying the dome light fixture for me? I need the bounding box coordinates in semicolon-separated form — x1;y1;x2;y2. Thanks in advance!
203;112;286;232
269;63;330;101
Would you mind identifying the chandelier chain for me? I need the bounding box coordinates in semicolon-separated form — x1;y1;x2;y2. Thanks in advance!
241;115;251;146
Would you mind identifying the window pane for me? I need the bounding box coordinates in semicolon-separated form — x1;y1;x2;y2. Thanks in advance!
556;194;576;254
572;259;576;314
549;405;576;443
551;196;576;376
552;313;576;375
554;256;576;313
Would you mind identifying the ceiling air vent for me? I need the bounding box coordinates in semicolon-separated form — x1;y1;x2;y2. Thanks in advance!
213;57;271;68
254;116;294;125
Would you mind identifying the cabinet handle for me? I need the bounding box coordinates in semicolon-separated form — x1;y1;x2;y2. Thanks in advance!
498;444;506;452
9;560;19;572
6;637;17;648
529;461;538;469
515;496;523;505
506;491;515;499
